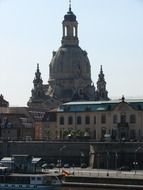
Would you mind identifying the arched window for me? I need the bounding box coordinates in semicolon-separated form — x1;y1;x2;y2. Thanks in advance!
73;27;76;36
64;26;68;36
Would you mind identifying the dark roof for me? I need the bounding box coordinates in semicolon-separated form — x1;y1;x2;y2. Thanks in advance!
64;9;76;22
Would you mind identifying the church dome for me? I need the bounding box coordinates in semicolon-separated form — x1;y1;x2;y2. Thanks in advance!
49;46;91;81
47;6;95;101
49;6;91;81
28;3;110;109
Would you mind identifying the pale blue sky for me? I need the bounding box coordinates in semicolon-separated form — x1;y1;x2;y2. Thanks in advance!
0;0;143;106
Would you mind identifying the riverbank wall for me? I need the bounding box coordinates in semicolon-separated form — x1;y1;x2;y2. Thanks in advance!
62;175;143;189
0;141;143;169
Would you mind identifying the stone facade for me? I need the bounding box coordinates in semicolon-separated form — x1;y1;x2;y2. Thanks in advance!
3;97;143;142
46;97;143;142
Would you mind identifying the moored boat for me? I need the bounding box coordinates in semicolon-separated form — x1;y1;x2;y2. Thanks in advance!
0;167;61;190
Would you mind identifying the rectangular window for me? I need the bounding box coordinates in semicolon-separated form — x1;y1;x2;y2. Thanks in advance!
85;116;90;125
120;114;126;123
94;116;96;124
130;114;136;124
77;116;81;125
113;115;117;124
101;114;106;124
68;116;73;125
60;117;64;125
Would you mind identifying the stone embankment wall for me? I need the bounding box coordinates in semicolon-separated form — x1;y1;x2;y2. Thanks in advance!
1;141;143;168
0;141;90;165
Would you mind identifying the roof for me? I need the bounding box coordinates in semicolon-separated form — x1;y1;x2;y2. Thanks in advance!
62;99;143;105
0;156;42;164
64;9;76;22
58;99;143;112
0;157;14;163
32;158;42;164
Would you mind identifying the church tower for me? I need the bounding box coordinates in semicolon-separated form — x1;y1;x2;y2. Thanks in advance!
95;65;109;101
27;64;46;107
33;64;44;96
48;2;95;102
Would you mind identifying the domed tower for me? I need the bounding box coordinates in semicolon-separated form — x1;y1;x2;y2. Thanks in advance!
48;3;95;102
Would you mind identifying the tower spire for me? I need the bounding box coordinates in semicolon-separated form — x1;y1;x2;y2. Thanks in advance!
99;65;104;80
95;65;109;101
35;63;41;80
100;65;103;74
69;0;71;11
37;63;39;71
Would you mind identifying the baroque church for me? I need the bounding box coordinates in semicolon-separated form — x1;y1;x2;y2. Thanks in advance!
27;3;109;109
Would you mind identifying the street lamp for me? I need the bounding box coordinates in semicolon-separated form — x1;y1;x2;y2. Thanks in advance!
115;152;118;170
106;152;109;176
97;153;100;176
58;145;66;173
134;146;142;174
80;151;85;166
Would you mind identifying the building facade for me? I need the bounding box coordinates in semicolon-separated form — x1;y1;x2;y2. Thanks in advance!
46;97;143;142
0;107;35;141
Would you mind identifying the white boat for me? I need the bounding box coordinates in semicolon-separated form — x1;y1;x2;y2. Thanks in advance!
0;168;61;190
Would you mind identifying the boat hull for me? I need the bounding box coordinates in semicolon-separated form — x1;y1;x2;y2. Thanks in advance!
0;183;60;190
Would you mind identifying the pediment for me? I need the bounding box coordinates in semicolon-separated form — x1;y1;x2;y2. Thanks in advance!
113;102;134;112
